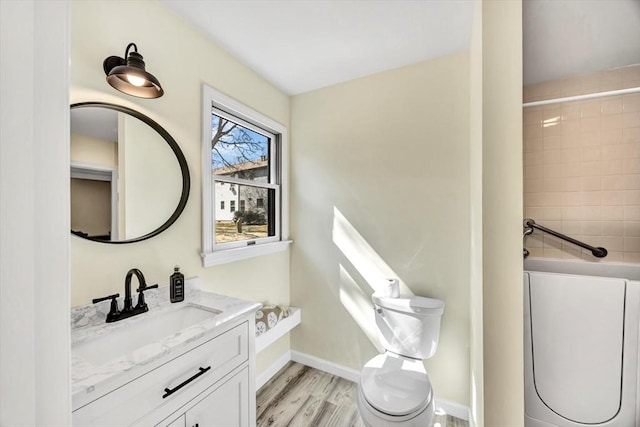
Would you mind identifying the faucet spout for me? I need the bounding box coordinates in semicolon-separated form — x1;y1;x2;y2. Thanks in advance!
124;268;146;312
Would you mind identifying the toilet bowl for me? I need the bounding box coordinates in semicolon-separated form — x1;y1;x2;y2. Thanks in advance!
358;352;435;427
357;293;444;427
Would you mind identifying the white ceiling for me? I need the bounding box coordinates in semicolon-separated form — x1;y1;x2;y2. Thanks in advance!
161;0;473;95
523;0;640;85
71;108;118;142
161;0;640;94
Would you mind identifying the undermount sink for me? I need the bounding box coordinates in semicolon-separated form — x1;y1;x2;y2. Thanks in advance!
73;304;221;366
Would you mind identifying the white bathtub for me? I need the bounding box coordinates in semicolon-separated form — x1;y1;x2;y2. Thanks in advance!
524;258;640;427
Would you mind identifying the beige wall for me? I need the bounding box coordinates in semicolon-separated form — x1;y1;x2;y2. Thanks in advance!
290;52;472;406
468;0;484;424
70;1;290;375
70;178;111;236
524;65;640;263
482;0;524;425
120;113;182;239
70;133;117;167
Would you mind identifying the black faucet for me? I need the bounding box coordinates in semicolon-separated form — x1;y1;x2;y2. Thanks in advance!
92;268;159;323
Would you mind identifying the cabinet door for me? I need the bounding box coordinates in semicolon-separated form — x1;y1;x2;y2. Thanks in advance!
158;414;186;427
185;368;249;427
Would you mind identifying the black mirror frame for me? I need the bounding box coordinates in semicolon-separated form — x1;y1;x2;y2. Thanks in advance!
70;102;190;244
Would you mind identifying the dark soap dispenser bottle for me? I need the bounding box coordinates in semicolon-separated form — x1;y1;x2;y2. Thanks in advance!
170;266;184;303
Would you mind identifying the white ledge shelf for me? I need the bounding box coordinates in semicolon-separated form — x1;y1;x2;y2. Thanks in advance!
256;307;301;353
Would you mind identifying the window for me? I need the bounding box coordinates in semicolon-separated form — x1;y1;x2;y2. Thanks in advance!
202;85;290;266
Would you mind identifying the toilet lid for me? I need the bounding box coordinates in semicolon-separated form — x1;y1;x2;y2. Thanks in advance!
360;353;432;416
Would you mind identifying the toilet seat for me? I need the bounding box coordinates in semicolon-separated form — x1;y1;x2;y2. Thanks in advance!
360;353;433;417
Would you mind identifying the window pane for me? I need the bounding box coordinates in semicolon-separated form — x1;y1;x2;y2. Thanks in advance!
214;181;275;244
211;112;270;182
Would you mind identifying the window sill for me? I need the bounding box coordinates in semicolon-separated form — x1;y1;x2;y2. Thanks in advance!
201;240;292;267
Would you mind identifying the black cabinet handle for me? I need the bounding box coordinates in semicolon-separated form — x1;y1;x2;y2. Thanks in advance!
162;366;211;399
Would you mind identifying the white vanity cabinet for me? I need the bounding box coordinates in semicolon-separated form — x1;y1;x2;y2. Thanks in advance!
160;366;250;427
72;316;256;427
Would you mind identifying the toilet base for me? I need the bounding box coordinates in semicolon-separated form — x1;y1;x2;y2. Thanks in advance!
357;385;435;427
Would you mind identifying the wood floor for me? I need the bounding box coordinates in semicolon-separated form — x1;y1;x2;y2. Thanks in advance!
257;361;468;427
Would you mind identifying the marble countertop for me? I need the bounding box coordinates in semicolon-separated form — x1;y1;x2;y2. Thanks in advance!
71;278;261;410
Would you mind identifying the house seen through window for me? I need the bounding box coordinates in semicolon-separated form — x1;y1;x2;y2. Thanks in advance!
210;106;280;249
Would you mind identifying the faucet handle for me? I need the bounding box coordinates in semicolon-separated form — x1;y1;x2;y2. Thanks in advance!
92;293;121;323
136;283;158;293
135;284;158;311
92;293;120;304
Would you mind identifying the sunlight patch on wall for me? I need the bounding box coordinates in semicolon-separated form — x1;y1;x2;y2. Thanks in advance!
338;265;384;352
333;206;414;351
332;206;414;296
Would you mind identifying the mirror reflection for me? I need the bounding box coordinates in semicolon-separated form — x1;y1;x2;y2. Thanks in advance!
70;103;189;243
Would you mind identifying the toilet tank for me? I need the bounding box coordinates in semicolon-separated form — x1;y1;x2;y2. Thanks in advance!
373;294;445;359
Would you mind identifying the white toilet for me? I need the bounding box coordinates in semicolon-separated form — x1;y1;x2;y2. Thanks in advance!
357;293;445;427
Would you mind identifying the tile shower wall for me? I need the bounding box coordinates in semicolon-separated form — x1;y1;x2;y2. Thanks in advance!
523;65;640;263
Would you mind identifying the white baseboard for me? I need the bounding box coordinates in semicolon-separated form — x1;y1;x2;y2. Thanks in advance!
256;350;291;390
290;350;361;383
256;350;470;421
434;398;471;422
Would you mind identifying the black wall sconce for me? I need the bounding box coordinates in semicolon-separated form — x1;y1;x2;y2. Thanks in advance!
103;43;164;99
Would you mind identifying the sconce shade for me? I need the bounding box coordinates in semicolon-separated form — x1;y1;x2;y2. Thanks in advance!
103;43;164;99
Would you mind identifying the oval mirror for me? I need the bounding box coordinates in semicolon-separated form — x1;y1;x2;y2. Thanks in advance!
70;102;190;243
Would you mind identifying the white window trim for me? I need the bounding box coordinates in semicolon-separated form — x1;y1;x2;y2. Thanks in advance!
201;85;291;267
